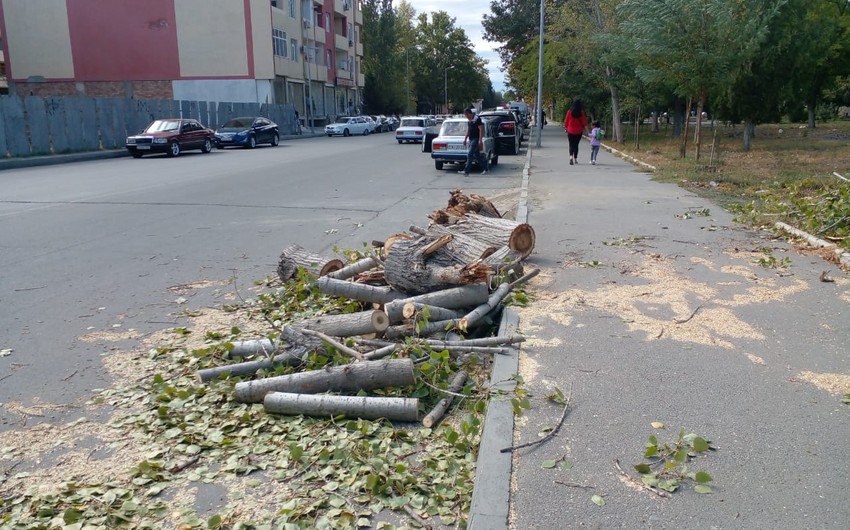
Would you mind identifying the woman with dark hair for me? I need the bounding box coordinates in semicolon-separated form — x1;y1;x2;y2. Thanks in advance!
563;99;589;165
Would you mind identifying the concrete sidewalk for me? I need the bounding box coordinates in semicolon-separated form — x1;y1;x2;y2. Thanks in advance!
511;126;849;528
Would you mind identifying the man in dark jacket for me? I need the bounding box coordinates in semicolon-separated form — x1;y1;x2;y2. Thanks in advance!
461;107;488;176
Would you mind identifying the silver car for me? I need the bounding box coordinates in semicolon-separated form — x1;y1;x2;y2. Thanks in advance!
325;116;371;137
430;118;497;171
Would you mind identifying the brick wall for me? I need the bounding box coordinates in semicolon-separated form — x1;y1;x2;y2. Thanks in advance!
11;80;173;99
81;81;126;97
13;81;78;97
131;80;173;100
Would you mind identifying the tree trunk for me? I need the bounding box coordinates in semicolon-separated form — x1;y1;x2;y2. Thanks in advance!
383;237;491;294
459;282;512;331
651;109;659;133
807;98;817;128
444;214;535;258
278;245;344;281
197;352;303;383
742;120;755;152
428;189;501;224
326;257;379;280
234;358;415;403
383;283;490;322
424;335;525;348
315;276;405;304
228;326;324;358
679;98;691;158
481;246;524;275
634;104;641;149
401;303;465;322
694;93;705;160
264;392;419;421
293;310;389;337
606;66;623;143
422;371;468;427
412;224;499;267
672;99;683;138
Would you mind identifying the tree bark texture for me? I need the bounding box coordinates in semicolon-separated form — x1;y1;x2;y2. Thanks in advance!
607;66;623;143
326;257;379;280
277;245;344;281
197;352;303;383
415;224;499;267
680;98;691;158
228;326;324;358
444;214;535;258
459;283;512;331
234;358;415;403
293;310;389;337
264;392;419;421
383;284;490;322
481;246;524;274
743;120;755;152
422;371;468;427
401;303;465;322
383;237;491;294
315;276;405;304
694;93;705;160
428;189;501;225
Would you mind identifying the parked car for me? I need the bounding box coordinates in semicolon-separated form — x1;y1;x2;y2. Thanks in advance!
326;116;371;136
430;118;497;171
385;116;398;131
480;110;521;155
395;116;435;144
126;118;215;158
215;116;279;149
370;115;390;133
508;101;530;127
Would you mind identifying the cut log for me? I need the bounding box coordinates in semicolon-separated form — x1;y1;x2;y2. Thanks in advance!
384;238;491;294
429;189;501;224
424;335;525;348
315;276;405;304
299;328;365;361
422;370;468;427
384;319;459;339
401;303;466;322
293;310;389;337
197;352;303;383
446;214;535;258
459;283;513;331
414;224;499;267
384;233;413;253
264;392;419;421
234;358;415;403
326;257;379;280
481;245;525;274
383;284;490;322
363;343;398;360
277;244;344;281
228;326;324;358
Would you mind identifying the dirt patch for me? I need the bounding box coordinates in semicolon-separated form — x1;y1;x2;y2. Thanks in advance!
797;371;850;395
166;279;231;295
78;329;143;343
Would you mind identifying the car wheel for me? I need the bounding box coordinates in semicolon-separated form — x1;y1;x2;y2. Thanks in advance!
343;129;350;137
201;138;212;153
167;141;181;157
363;128;369;136
397;140;403;144
247;135;256;149
491;152;499;166
435;161;444;170
270;133;279;146
328;134;333;137
131;151;143;158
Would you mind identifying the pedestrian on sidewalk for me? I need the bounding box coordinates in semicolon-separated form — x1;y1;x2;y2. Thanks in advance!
563;99;589;165
590;120;604;165
461;107;488;176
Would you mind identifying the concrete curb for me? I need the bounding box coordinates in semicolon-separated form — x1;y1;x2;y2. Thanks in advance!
468;140;532;529
0;132;327;172
595;139;657;172
774;221;850;269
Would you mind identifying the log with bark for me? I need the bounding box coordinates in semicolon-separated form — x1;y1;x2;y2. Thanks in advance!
277;244;344;281
428;189;501;224
234;358;415;403
228;326;325;358
196;351;303;383
384;237;491;294
410;224;499;267
401;303;466;322
315;276;405;304
422;371;468;427
292;310;389;337
481;245;525;274
264;392;419;421
326;257;379;280
383;283;490;322
444;214;535;258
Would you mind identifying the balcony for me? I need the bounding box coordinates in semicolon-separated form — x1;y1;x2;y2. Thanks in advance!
355;8;362;24
358;73;365;87
356;41;363;56
336;67;352;80
333;0;347;15
335;33;350;51
305;26;325;44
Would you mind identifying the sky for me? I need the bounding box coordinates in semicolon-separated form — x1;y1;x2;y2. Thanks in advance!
406;0;508;92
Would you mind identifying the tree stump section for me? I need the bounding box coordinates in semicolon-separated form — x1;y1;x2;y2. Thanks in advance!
234;358;415;403
326;257;379;280
446;214;536;258
412;224;499;267
277;244;344;281
384;238;491;294
292;310;389;337
264;392;419;421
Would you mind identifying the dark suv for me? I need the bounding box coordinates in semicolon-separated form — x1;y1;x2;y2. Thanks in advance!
126;119;215;158
480;111;522;156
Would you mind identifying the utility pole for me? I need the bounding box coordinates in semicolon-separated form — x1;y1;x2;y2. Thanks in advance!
535;0;544;148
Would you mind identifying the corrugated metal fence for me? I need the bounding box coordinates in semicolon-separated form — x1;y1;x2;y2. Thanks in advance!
0;95;298;158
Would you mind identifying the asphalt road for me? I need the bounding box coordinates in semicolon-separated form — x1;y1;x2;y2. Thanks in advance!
0;133;525;428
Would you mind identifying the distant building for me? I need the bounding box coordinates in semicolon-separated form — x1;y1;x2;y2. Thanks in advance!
0;0;364;125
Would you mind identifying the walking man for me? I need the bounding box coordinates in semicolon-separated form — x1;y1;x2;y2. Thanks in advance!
461;107;488;176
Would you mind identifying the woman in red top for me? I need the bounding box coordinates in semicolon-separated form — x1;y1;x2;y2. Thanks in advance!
563;99;589;165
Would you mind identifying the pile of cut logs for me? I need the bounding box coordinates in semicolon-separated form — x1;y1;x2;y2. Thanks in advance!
197;189;536;425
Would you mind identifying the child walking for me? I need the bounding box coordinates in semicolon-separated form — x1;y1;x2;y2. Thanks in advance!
589;121;604;165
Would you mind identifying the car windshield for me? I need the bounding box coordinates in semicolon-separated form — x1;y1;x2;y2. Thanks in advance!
440;121;467;136
401;119;424;127
145;120;180;133
222;118;254;128
335;117;353;124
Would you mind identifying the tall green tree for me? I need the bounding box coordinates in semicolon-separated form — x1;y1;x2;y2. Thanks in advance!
362;0;403;113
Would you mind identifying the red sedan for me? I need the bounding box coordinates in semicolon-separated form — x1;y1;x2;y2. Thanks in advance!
126;119;215;158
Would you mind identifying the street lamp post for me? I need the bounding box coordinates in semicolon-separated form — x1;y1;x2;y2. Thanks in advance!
535;0;544;147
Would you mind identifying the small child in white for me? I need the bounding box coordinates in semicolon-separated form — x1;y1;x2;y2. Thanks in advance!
589;121;604;165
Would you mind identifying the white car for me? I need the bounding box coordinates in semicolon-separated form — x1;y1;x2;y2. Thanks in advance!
395;116;434;144
326;117;371;137
430;118;497;171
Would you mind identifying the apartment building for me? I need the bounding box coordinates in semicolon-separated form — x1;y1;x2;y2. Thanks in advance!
0;0;363;124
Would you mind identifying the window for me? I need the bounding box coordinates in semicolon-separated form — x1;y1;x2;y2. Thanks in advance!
290;38;298;61
325;13;330;31
327;50;332;68
270;0;279;8
273;28;287;57
289;0;296;18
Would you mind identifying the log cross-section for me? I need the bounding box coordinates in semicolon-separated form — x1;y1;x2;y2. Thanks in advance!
447;214;536;258
278;244;344;281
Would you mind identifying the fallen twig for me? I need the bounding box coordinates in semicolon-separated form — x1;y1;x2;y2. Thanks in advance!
613;459;671;499
300;329;365;361
402;505;432;529
819;271;835;283
62;369;79;382
500;383;573;453
555;480;595;489
168;455;200;474
673;305;702;325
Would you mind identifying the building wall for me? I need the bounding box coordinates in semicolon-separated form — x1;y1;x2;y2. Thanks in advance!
172;79;272;104
1;0;74;80
250;0;274;79
175;0;249;78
